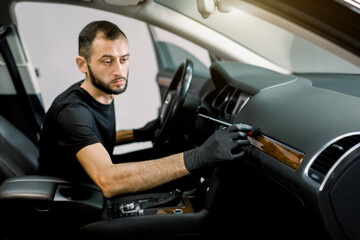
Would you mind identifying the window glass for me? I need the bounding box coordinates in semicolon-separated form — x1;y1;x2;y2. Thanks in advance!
153;26;211;74
156;0;360;74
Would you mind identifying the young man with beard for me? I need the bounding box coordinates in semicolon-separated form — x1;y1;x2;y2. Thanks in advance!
38;21;252;198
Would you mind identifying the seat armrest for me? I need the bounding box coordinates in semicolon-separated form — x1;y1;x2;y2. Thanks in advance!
0;179;56;202
0;175;105;236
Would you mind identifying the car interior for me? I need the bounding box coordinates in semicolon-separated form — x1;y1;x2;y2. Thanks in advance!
0;0;360;239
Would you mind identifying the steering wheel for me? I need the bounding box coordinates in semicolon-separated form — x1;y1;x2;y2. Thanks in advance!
153;59;194;147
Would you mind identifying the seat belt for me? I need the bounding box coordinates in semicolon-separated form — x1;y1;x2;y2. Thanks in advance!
0;26;42;144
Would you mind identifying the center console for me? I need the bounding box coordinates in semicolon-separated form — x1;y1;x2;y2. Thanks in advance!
0;175;198;238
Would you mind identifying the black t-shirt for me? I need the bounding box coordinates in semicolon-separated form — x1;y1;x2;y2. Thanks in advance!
38;81;115;183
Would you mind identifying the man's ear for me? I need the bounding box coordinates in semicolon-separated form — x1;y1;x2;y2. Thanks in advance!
76;56;88;74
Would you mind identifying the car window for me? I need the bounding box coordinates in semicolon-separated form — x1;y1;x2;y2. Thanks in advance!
152;26;211;77
148;26;212;99
156;0;360;74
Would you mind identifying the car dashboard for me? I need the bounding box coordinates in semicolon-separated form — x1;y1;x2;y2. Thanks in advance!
196;61;360;240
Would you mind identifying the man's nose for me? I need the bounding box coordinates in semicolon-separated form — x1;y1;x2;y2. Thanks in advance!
114;61;126;78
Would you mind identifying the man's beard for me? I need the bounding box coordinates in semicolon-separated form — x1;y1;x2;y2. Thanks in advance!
88;65;128;95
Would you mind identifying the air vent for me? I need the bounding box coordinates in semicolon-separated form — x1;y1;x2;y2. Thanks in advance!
224;90;240;118
308;134;360;185
212;86;235;113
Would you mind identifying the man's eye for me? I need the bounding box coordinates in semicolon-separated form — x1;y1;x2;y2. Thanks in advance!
120;58;128;63
103;60;112;65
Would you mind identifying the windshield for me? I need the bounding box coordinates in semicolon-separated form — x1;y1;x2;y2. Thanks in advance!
156;0;360;74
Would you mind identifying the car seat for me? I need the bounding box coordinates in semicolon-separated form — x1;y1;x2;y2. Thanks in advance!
0;115;39;183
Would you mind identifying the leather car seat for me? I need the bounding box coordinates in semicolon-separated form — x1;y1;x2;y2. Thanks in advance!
0;115;39;183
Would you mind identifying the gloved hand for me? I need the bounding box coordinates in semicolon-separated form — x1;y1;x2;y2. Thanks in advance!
133;118;160;142
183;123;253;172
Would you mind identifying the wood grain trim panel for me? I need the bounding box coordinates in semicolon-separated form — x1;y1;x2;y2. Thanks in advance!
248;135;304;170
157;76;171;87
156;196;193;215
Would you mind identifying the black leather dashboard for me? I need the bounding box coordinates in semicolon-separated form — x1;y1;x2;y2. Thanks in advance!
206;61;360;240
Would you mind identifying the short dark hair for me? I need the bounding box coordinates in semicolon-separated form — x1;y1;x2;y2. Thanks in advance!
78;20;127;62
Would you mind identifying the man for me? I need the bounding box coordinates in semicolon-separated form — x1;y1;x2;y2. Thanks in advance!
38;21;252;198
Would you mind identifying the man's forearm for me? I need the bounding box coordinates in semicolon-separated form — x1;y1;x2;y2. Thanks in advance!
77;143;190;198
103;153;190;197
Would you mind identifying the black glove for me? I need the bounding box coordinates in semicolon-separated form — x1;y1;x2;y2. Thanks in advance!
133;118;160;142
183;123;253;172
